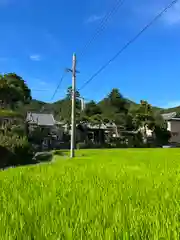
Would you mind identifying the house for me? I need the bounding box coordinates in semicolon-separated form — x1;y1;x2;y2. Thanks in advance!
26;112;64;149
76;122;128;144
76;123;107;144
162;112;180;143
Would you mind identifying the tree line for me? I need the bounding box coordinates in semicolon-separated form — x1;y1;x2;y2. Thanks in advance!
0;72;172;167
27;85;171;147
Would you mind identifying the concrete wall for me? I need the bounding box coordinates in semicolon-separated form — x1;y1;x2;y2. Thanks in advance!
168;120;180;143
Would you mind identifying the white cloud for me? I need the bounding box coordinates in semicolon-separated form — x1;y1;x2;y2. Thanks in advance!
29;54;41;61
86;14;104;23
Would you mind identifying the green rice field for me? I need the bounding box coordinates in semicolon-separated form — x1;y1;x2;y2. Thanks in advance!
1;149;180;239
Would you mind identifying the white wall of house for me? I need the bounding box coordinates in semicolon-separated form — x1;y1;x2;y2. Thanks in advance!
167;121;171;132
167;120;180;143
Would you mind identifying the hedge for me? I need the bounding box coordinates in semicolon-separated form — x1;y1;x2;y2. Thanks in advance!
0;133;33;167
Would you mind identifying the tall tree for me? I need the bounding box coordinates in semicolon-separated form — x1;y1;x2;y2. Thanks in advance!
56;86;82;123
108;88;128;114
84;101;102;117
134;100;155;128
0;73;31;109
99;88;129;127
66;86;80;100
4;73;31;103
132;100;171;146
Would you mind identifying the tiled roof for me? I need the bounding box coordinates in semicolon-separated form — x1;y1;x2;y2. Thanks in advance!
26;113;55;126
161;112;177;121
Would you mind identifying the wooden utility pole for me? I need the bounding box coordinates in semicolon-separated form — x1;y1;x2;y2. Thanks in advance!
70;53;76;158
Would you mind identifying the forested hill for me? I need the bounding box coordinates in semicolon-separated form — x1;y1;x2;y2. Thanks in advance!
160;106;180;114
20;97;163;119
19;86;180;121
0;73;173;151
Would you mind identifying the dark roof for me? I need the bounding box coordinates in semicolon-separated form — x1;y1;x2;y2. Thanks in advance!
26;113;56;126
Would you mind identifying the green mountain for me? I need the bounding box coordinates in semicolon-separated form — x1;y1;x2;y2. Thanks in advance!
20;97;165;120
161;106;180;114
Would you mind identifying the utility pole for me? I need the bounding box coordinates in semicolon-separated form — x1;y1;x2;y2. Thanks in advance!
70;53;76;158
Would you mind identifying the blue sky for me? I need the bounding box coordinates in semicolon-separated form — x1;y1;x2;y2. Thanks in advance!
0;0;180;108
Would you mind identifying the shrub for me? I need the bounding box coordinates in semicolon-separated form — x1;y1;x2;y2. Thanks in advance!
13;137;33;165
0;146;15;168
11;125;26;137
0;133;33;167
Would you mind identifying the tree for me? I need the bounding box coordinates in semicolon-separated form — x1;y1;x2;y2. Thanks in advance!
4;73;31;103
59;99;72;124
54;86;82;124
0;73;31;109
0;77;21;109
66;86;80;100
132;100;171;146
98;88;129;127
132;100;155;142
134;100;155;128
90;114;103;127
154;126;171;146
108;88;128;114
153;113;171;146
124;113;135;131
84;101;102;117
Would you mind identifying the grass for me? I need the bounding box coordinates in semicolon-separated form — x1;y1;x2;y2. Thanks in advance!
1;149;180;239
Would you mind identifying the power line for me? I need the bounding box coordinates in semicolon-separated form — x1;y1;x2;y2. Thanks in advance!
50;71;67;101
78;0;125;61
41;0;125;102
35;71;67;113
79;0;178;91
